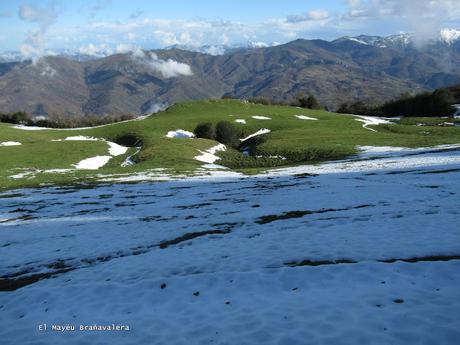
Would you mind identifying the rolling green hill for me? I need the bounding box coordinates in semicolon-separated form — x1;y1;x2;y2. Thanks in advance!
1;99;460;190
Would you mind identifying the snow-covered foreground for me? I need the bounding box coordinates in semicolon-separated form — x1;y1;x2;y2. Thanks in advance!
0;147;460;344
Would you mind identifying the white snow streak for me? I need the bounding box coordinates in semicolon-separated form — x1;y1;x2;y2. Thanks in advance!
194;144;226;163
0;141;22;146
240;128;271;142
354;115;391;132
166;129;195;138
73;156;112;170
107;142;128;156
295;115;318;120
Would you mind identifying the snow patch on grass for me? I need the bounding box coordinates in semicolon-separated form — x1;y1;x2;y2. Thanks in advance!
267;145;460;176
235;119;246;124
107;142;128;156
9;171;36;179
252;116;271;120
194;144;226;163
295;115;318;120
9;168;72;179
73;156;112;170
52;136;127;156
354;116;391;132
201;163;228;169
166;130;195;138
12;125;46;131
0;141;21;146
357;144;460;158
6;135;129;176
12;114;154;132
240;128;271;142
358;146;407;153
54;136;99;141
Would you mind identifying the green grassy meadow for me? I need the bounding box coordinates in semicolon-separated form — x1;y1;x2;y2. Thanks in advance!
1;99;460;190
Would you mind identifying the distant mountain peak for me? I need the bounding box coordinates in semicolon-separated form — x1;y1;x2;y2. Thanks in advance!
164;41;279;56
336;29;460;49
440;28;460;45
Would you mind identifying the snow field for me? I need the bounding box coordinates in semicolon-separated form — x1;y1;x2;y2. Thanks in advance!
0;145;459;344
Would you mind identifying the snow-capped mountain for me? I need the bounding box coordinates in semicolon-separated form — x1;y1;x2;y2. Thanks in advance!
2;29;459;63
440;28;460;45
335;29;460;49
165;41;279;56
0;51;26;63
0;49;103;63
0;41;281;62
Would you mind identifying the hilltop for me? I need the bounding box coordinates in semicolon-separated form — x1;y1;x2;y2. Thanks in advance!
1;99;460;190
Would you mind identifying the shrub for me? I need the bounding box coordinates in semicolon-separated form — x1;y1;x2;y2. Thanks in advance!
0;111;30;124
215;121;238;147
194;122;215;139
298;95;323;110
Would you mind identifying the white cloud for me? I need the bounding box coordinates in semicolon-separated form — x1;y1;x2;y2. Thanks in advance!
83;13;334;50
132;50;193;78
18;1;61;60
10;1;460;56
39;62;57;77
115;43;134;53
78;43;113;56
286;10;330;23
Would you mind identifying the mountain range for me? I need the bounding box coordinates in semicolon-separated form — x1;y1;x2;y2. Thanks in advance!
1;30;460;117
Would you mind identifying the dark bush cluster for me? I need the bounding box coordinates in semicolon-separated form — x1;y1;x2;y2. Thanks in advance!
295;95;323;110
0;111;30;124
194;121;240;148
215;121;238;146
193;122;215;140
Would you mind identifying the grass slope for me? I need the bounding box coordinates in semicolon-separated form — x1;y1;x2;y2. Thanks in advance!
1;99;460;190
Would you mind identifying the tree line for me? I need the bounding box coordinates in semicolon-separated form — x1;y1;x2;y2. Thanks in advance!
0;111;135;128
337;88;458;117
223;94;324;110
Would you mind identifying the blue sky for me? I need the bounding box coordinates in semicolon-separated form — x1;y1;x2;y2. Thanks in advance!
1;0;459;57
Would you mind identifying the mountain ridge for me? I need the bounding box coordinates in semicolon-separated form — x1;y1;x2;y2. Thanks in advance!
1;32;460;117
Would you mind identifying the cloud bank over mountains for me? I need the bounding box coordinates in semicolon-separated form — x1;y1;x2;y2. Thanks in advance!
8;0;460;61
346;0;460;45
